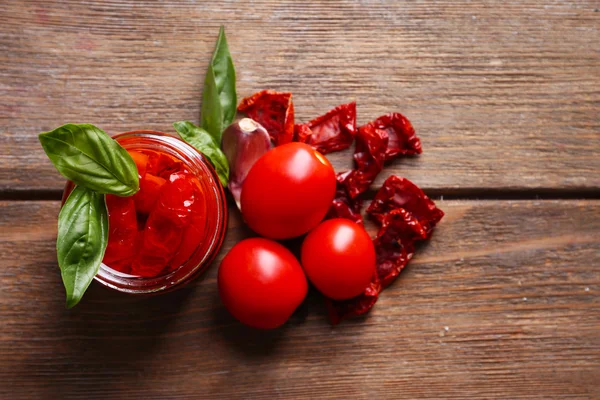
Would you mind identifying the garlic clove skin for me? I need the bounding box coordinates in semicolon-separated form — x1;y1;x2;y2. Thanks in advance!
221;118;272;208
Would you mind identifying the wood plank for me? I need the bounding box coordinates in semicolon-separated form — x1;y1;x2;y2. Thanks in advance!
1;0;599;193
1;199;598;399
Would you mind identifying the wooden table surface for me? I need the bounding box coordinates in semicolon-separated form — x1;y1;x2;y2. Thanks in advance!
1;1;599;399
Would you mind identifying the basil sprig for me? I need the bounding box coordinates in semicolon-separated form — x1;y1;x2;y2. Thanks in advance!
57;185;109;308
39;123;138;307
173;121;229;186
39;124;139;196
200;26;237;143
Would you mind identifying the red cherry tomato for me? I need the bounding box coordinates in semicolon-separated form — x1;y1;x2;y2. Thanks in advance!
218;238;308;329
301;218;375;300
241;142;336;239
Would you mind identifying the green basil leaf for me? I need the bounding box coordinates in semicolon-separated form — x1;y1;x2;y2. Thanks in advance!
57;185;108;308
174;121;229;186
39;123;139;196
200;26;237;143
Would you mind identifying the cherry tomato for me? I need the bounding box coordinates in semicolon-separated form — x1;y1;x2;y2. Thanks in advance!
301;218;375;300
218;238;308;329
241;142;336;239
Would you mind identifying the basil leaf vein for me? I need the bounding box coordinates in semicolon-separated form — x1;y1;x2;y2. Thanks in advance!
174;121;229;186
39;123;139;196
57;185;108;308
200;26;236;143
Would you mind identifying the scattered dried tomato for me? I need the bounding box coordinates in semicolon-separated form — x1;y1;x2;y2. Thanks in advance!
341;123;389;199
324;209;428;323
296;102;356;154
293;123;312;143
369;113;422;160
238;90;294;146
336;112;421;200
326;171;363;224
326;275;381;325
367;175;444;238
326;175;444;323
373;208;427;288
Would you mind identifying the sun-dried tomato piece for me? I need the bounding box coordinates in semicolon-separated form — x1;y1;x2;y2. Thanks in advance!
337;113;421;199
369;113;422;160
326;171;363;224
373;208;427;288
296;102;356;154
341;123;388;199
367;175;444;238
294;123;312;142
238;90;294;146
326;275;381;325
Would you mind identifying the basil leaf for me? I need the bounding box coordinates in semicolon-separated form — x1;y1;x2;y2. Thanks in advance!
200;26;237;143
174;121;229;186
57;185;108;308
39;123;139;196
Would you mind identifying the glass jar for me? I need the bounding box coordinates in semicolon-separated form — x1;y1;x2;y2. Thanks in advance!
61;130;228;294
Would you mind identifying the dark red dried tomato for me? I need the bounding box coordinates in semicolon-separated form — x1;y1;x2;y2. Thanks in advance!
369;113;422;160
367;175;444;238
296;102;356;154
337;112;421;200
326;171;363;224
341;123;388;199
373;208;427;288
238;90;294;146
326;275;381;325
294;123;312;143
327;174;444;324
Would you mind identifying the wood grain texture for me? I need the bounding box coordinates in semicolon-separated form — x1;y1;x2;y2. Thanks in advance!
1;199;598;399
1;0;599;193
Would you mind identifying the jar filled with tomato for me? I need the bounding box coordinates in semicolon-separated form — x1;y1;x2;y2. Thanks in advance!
61;131;228;294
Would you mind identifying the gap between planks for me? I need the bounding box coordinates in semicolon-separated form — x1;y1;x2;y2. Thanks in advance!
1;188;599;202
